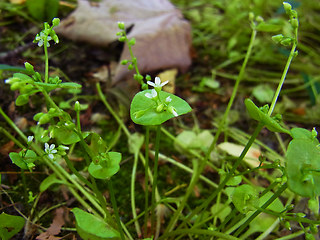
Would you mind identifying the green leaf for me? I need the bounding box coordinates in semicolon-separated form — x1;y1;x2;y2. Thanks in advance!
256;22;283;32
231;184;259;214
15;94;29;106
0;64;26;72
252;84;274;103
286;138;320;198
0;213;25;240
130;90;191;125
53;125;80;145
88;152;121;179
72;208;120;240
59;82;82;89
244;98;290;134
9;150;37;170
210;203;232;222
40;174;64;192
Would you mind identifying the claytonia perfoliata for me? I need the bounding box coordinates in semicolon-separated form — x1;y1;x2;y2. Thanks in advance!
45;143;57;160
147;77;168;90
166;96;172;103
168;106;178;117
145;89;158;99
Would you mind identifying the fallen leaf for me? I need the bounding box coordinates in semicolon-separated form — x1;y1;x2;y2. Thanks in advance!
217;142;261;168
36;207;65;240
56;0;191;82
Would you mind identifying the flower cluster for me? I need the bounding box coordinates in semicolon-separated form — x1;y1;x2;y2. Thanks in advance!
44;143;69;160
145;77;178;117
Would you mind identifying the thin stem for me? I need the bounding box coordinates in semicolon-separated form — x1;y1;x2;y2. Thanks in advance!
131;153;142;237
144;126;150;235
151;125;161;233
268;41;297;116
96;82;130;137
158;229;240;240
108;179;125;240
44;40;49;83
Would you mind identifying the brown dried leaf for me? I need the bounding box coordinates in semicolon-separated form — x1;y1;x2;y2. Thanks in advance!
36;208;65;240
56;0;191;82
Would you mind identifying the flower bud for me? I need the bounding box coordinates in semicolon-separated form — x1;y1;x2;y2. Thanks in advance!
129;38;136;46
290;18;299;28
118;36;126;42
74;101;81;112
52;18;60;27
38;114;51;125
156;103;164;112
271;34;284;44
118;21;125;30
283;2;292;15
121;60;129;65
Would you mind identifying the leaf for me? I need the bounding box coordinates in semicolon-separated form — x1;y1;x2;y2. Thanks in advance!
56;0;191;82
88;152;121;179
26;0;59;22
130;90;191;125
244;98;291;135
256;22;283;32
52;125;80;145
174;130;214;153
72;208;120;240
9;150;37;170
0;64;26;72
0;213;25;240
210;203;232;222
286;137;320;198
36;208;65;240
217;142;261;168
231;184;259;214
15;94;29;106
40;174;64;192
252;84;274;103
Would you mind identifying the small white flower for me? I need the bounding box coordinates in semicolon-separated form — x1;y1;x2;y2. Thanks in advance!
145;89;158;99
147;77;169;88
27;136;34;143
45;143;57;160
165;96;172;103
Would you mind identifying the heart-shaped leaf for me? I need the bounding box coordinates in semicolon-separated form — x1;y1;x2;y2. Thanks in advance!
72;208;120;240
53;125;80;145
130;90;191;125
231;184;259;214
88;152;121;179
244;98;290;135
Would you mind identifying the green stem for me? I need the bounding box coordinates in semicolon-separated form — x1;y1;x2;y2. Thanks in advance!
96;82;130;137
144;126;150;235
44;40;49;83
108;179;125;240
158;229;240;240
131;153;142;237
151;125;161;233
0;126;25;149
268;41;297;116
233;183;288;237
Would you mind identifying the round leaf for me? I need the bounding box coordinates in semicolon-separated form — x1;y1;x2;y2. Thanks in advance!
231;184;259;214
130;90;191;125
286;138;320;198
88;152;121;179
0;213;25;240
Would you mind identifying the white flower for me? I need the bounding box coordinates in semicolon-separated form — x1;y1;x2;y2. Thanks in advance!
35;32;51;47
145;89;158;99
45;143;57;160
147;77;168;88
165;96;172;103
27;136;34;143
